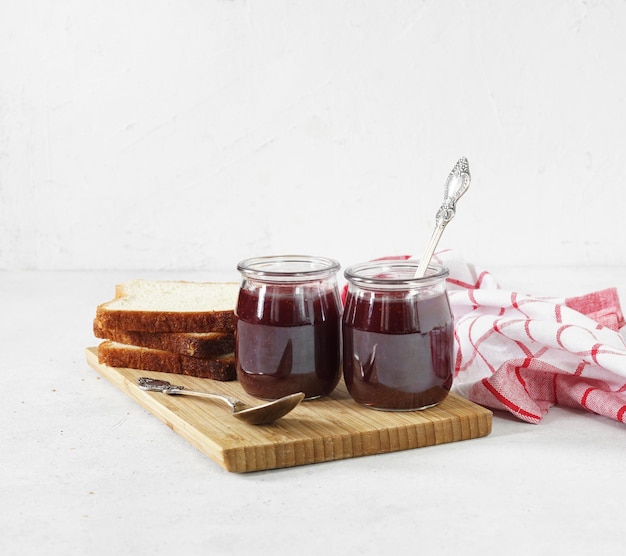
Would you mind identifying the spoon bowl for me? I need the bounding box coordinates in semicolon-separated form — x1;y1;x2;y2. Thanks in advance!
138;377;305;425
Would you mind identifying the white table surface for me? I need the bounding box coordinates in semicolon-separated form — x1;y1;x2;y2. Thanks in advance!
2;267;625;556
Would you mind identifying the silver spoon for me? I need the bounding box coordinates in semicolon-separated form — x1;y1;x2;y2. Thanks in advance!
137;377;305;425
414;157;471;278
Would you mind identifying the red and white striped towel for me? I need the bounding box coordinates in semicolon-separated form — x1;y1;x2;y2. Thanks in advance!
428;250;626;424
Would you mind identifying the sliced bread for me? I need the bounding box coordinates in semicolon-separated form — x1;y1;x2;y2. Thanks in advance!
93;321;235;358
95;280;240;333
97;341;236;381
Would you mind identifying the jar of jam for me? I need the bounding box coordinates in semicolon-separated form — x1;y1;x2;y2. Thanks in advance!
342;259;453;411
235;255;342;400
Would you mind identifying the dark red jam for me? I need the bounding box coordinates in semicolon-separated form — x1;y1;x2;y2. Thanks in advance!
235;285;342;399
342;290;453;410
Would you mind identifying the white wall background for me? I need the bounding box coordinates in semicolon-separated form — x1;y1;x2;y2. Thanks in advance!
2;0;626;272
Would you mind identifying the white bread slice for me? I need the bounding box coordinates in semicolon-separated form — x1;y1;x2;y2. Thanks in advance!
97;341;236;381
95;280;239;333
93;321;235;358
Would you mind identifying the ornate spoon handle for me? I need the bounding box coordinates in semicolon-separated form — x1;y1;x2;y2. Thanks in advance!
414;157;471;278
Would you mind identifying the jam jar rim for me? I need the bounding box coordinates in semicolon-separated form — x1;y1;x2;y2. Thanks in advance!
237;254;340;281
344;259;449;289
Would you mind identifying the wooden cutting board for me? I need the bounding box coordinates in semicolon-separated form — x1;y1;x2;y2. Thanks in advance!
86;347;492;473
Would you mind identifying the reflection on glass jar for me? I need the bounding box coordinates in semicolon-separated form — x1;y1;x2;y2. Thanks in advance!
235;255;342;400
342;260;453;411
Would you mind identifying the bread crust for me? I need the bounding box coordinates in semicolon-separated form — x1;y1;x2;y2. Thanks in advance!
94;309;235;333
97;341;236;381
93;320;235;357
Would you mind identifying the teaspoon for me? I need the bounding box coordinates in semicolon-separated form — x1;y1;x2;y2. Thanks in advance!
138;377;305;425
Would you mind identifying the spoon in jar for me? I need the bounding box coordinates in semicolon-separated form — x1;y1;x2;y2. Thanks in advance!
414;157;471;278
137;377;305;425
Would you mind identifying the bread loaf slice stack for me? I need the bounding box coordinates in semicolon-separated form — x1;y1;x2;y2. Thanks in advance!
94;280;240;381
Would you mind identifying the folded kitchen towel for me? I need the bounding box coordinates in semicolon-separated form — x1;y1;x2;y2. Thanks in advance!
431;250;626;424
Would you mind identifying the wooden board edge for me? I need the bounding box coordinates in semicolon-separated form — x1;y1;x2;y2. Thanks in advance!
85;347;230;471
221;400;493;473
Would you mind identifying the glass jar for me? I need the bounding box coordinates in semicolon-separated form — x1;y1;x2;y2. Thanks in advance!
342;259;453;410
235;255;342;400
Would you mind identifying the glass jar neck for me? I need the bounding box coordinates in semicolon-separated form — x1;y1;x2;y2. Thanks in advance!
238;255;340;284
344;260;449;292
